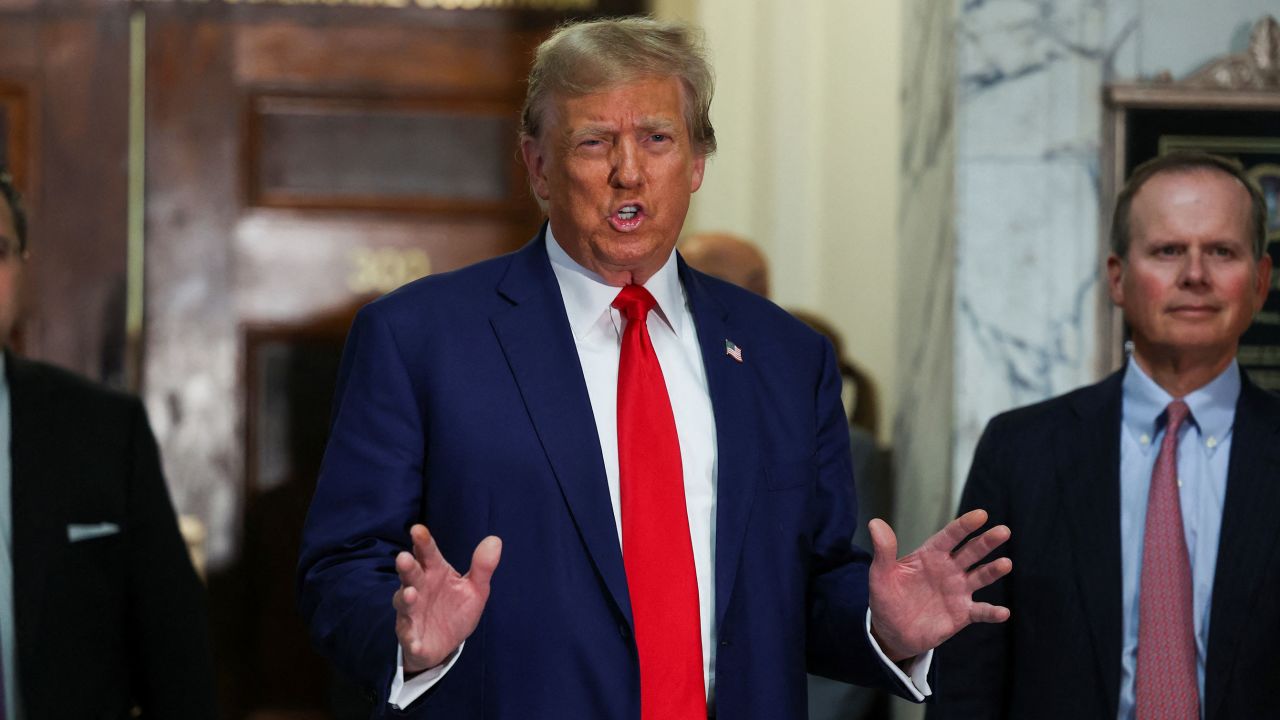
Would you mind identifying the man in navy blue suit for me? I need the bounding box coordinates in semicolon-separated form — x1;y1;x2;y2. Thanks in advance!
299;17;1012;719
931;152;1280;720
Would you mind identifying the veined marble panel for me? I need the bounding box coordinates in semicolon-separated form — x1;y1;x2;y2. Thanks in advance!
956;0;1135;160
895;0;956;558
952;159;1102;497
1105;0;1141;78
948;0;1140;502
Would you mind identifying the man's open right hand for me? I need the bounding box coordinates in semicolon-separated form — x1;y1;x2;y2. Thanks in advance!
393;524;502;672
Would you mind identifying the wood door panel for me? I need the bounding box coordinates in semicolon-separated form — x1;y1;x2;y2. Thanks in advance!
245;94;526;212
0;7;129;382
234;20;543;95
233;210;529;324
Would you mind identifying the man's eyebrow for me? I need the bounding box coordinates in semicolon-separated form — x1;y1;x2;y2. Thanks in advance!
637;117;678;133
568;123;615;141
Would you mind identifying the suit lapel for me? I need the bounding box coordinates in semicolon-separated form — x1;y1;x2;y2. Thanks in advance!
1058;370;1125;718
6;353;56;681
1204;374;1280;720
679;264;759;631
489;236;634;626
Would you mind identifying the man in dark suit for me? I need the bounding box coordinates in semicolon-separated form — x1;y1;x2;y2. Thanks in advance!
932;151;1278;720
298;17;1012;719
0;171;216;718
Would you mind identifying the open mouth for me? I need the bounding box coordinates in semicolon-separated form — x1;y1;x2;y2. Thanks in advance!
608;203;645;231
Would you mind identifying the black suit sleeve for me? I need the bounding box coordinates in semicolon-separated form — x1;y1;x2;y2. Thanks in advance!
122;398;218;719
927;417;1013;720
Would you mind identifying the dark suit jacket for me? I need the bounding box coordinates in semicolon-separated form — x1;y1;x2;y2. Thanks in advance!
7;354;216;719
930;365;1280;720
298;233;910;719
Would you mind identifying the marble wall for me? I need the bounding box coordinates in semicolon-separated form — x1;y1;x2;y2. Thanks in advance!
894;0;957;554
950;0;1136;505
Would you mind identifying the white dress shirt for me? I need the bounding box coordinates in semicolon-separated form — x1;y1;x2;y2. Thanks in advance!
391;230;929;708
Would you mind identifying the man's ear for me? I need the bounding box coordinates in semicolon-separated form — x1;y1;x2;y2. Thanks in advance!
1254;253;1273;312
520;135;551;201
690;152;706;193
1106;253;1126;307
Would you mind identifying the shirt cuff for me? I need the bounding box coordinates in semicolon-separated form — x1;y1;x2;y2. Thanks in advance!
864;609;933;701
388;642;464;710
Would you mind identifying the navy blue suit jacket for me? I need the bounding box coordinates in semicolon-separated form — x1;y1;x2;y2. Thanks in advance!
929;366;1280;720
298;233;906;718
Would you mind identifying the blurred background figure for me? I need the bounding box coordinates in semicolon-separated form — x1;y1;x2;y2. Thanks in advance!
680;231;892;720
789;309;891;534
678;231;772;296
0;171;217;719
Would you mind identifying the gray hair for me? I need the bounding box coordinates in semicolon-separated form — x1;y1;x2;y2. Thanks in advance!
1111;150;1269;261
520;16;717;157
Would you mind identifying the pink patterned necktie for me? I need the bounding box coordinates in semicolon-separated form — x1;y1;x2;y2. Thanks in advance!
1135;399;1199;720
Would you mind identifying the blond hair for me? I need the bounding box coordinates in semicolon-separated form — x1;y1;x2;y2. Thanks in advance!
521;16;716;157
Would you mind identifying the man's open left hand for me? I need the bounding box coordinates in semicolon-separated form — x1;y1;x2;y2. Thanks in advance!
867;509;1011;662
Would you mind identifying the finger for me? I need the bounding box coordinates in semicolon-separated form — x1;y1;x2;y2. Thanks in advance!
964;556;1013;592
396;550;424;586
868;518;898;569
952;524;1011;568
969;602;1011;624
465;536;503;592
928;509;990;552
395;613;418;655
404;638;426;665
391;584;418;614
411;524;440;567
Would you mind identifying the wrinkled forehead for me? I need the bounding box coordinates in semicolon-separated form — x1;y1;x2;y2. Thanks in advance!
537;74;692;136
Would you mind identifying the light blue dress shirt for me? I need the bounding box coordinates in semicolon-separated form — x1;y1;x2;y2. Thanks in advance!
0;355;21;720
1116;359;1237;720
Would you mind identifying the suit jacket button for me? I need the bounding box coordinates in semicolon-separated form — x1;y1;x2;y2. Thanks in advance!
619;624;631;640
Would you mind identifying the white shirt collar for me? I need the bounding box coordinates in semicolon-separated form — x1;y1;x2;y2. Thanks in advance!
544;224;686;340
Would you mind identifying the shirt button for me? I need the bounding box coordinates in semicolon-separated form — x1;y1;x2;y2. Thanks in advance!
1139;434;1150;445
1206;436;1218;448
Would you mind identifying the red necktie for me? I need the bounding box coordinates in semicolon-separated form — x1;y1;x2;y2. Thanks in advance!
1135;399;1199;720
612;284;705;720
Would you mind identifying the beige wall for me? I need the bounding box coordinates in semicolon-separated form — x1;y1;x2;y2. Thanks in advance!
654;0;903;444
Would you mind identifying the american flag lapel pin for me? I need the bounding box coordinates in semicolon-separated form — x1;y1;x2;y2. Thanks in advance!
724;339;743;363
